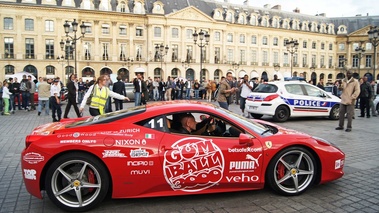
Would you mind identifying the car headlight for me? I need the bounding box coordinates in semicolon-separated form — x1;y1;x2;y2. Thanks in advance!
312;136;342;150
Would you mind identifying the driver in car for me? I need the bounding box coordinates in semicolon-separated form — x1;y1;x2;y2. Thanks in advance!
178;113;217;135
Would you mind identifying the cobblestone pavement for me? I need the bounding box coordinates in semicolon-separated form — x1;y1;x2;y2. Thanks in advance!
0;101;378;213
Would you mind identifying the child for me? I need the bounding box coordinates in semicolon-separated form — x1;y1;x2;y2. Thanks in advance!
2;81;12;115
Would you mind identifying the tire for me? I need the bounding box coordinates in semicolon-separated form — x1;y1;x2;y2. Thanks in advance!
266;146;317;196
250;113;263;119
45;152;109;212
273;106;290;122
329;104;340;120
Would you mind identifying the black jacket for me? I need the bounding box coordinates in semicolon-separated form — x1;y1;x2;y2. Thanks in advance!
113;80;126;96
66;80;77;98
133;78;142;93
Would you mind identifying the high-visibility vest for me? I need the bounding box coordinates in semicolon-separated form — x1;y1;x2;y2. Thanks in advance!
90;85;109;114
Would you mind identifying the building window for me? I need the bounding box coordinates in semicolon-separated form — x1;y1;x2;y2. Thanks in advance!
321;43;325;50
226;12;233;22
186;45;192;62
120;43;126;60
215;47;220;63
320;55;325;67
4;38;14;58
227;33;233;42
227;49;233;63
46;65;55;75
102;24;110;34
4;17;13;30
328;56;333;68
240;34;245;43
25;19;34;31
84;42;91;60
45;20;54;32
186;29;193;39
240;49;246;64
251;50;257;63
84;22;92;34
303;41;307;48
312;42;316;49
284;52;289;65
293;53;298;65
172;28;179;38
338;55;345;68
262;36;268;45
120;1;126;12
136;28;143;36
311;54;316;66
154;27;161;37
214;32;220;41
136;45;142;61
171;44;178;62
329;43;333;50
102;43;109;60
251;35;257;44
352;55;359;68
273;37;278;46
366;55;372;68
262;51;268;63
119;26;127;35
25;38;35;59
302;54;308;67
339;43;345;51
5;65;15;75
283;39;289;47
45;39;54;59
273;52;279;64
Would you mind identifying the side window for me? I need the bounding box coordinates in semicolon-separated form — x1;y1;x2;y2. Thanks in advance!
303;85;324;97
137;116;168;132
284;84;304;95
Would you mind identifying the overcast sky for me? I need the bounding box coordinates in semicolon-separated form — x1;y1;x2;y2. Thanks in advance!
221;0;378;17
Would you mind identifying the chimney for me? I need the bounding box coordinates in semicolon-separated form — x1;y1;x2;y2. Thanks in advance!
264;4;271;9
293;7;300;13
271;5;281;10
243;0;249;6
319;13;326;17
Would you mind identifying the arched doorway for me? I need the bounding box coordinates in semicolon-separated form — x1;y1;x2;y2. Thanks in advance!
5;65;15;75
171;68;179;79
214;69;222;82
336;73;345;79
200;69;208;82
261;71;268;82
352;72;359;79
23;65;38;78
238;70;247;78
154;68;163;79
46;65;55;76
82;67;95;77
100;67;112;76
311;72;317;85
117;68;129;82
186;68;194;81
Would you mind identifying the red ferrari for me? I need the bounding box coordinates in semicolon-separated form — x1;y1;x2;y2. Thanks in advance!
21;101;345;212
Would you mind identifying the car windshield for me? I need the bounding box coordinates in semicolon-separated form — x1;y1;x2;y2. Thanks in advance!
66;106;146;128
253;84;278;93
216;107;272;136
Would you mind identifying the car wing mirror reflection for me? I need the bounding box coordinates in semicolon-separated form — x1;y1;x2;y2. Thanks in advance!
239;133;253;147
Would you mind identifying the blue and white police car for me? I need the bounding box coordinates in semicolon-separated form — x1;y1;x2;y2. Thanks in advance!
245;78;341;122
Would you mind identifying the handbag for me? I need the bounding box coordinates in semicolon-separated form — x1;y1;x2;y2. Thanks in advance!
86;84;95;105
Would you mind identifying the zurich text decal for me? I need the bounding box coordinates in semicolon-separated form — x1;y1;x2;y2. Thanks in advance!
163;137;224;192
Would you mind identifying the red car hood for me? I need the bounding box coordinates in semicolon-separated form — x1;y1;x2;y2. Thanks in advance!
254;119;310;137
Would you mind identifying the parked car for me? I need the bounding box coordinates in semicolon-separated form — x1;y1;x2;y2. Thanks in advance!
21;101;345;212
245;79;341;122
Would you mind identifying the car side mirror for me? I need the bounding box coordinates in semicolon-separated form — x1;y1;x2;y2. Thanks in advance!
239;133;253;147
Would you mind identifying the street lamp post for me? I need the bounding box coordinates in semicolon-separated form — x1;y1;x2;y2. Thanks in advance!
368;26;379;81
60;19;86;76
57;55;65;84
285;38;299;77
155;44;169;74
193;30;210;79
355;45;365;77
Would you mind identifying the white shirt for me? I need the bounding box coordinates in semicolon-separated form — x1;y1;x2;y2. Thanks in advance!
51;84;60;97
240;81;255;98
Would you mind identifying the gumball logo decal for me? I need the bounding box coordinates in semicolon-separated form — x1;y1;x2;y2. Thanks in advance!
163;137;224;192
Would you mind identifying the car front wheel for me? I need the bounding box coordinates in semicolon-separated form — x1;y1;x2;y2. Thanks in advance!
266;147;317;195
45;152;109;212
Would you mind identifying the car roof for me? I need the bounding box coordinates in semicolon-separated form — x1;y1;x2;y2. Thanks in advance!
263;80;309;86
146;100;218;112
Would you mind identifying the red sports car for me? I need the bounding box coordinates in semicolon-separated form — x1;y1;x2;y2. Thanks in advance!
21;101;345;212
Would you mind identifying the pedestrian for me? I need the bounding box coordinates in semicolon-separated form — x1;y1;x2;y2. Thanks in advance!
335;70;360;132
317;78;325;90
37;77;51;116
113;76;126;110
165;76;173;101
369;80;377;117
12;77;21;110
133;73;143;106
63;74;81;118
206;80;212;102
238;74;254;117
193;79;200;99
158;78;166;101
0;82;3;114
7;78;15;114
217;72;236;110
28;76;36;110
77;78;86;104
1;81;12;116
79;75;130;116
50;79;62;122
141;77;149;105
20;75;31;111
153;77;159;101
358;76;371;118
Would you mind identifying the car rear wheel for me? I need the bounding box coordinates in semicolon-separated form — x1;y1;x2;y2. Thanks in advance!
250;113;263;119
45;152;109;212
266;147;317;196
273;106;289;122
329;104;340;120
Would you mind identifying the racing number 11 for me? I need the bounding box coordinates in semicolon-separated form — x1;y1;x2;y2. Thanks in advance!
148;118;164;129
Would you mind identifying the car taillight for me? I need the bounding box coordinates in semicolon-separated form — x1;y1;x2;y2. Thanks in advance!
263;94;279;101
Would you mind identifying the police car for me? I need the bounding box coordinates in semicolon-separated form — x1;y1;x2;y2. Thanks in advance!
245;78;341;122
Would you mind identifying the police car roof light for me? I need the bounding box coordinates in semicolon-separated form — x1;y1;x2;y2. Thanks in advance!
284;77;306;81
